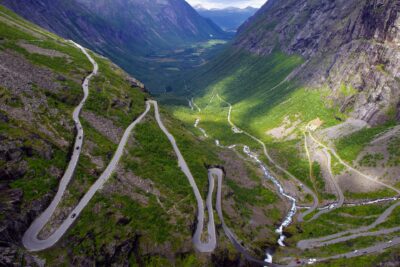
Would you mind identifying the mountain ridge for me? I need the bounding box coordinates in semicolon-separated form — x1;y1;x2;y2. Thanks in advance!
195;5;258;32
233;0;400;125
1;0;229;91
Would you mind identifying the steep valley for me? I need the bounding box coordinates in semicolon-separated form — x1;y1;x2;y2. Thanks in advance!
0;5;284;266
166;0;400;265
1;0;400;266
1;0;231;92
195;6;258;32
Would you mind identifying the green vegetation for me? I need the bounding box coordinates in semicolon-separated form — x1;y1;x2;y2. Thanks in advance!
313;162;336;200
388;136;400;166
124;116;195;200
0;3;94;208
335;122;396;163
11;150;68;202
3;4;400;266
40;104;245;265
344;188;395;200
168;50;346;205
302;233;396;258
78;194;171;244
0;87;23;107
85;54;146;128
80;118;117;157
313;249;393;267
0;112;73;204
288;203;392;244
359;153;384;167
169;49;342;134
269;139;312;188
0;13;91;73
121;38;229;93
339;83;358;97
41;192;175;265
376;63;389;75
39;51;150;213
124;108;222;199
378;204;400;229
172;96;259;148
283;201;400;263
1;9;263;266
331;153;346;175
226;179;277;218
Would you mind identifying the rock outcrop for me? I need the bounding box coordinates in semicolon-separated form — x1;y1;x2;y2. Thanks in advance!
235;0;400;125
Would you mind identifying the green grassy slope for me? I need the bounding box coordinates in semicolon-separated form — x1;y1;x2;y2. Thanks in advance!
166;48;345;199
167;40;400;212
161;26;400;263
0;6;283;266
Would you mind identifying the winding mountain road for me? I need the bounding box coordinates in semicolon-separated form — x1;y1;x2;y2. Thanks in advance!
22;41;98;251
22;45;220;254
150;100;217;252
192;93;400;265
22;43;154;251
298;200;400;250
215;94;318;222
210;168;268;266
293;134;400;264
309;132;400;194
305;136;345;221
23;95;218;252
22;41;400;265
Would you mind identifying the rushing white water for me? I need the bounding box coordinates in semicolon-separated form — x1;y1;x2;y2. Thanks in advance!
194;118;208;138
188;94;400;265
243;146;297;250
265;253;273;264
299;196;399;211
232;126;243;134
346;197;399;207
191;94;299;263
188;99;194;111
192;98;202;112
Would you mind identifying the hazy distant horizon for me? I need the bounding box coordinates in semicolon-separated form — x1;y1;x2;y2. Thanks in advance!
186;0;265;9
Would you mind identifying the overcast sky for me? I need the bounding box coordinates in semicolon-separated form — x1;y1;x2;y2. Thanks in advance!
186;0;266;9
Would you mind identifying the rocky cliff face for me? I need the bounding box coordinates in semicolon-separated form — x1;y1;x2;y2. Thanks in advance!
235;0;400;125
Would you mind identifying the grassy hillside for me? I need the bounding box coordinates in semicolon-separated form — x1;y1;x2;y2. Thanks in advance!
3;2;400;266
0;6;283;266
161;20;400;262
167;41;400;190
165;48;344;197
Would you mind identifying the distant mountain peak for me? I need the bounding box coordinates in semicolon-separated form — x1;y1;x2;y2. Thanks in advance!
194;4;206;10
196;5;258;32
195;5;258;12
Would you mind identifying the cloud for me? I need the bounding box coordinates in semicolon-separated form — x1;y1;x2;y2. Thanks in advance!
186;0;266;9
